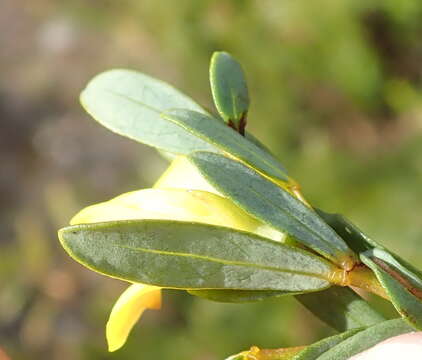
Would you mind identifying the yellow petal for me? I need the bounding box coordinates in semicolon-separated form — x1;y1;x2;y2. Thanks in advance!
153;156;220;194
71;188;262;233
106;284;161;352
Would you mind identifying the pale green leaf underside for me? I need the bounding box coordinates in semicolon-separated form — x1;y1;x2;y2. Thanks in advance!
188;152;356;269
80;69;217;154
210;51;250;123
59;220;335;292
162;109;288;181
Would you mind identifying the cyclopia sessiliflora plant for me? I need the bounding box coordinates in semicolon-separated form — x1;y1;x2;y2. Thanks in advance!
58;52;422;359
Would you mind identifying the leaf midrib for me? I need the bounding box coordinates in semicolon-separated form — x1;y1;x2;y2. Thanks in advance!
114;243;330;281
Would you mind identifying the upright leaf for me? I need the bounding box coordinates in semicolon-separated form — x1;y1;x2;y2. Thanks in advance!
59;220;339;293
210;51;249;134
161;109;288;181
188;152;357;270
296;286;385;332
361;248;422;330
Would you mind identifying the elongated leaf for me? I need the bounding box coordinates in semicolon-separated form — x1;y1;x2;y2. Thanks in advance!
296;286;385;332
361;248;422;329
315;318;412;360
80;69;217;154
59;220;337;292
188;289;286;303
80;69;280;163
292;328;363;360
161;109;288;181
209;51;249;132
188;152;357;270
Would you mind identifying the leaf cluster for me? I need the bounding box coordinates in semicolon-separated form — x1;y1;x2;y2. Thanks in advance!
59;52;422;358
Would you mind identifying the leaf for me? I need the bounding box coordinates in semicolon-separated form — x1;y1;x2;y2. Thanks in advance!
361;248;422;330
187;152;357;270
80;69;279;163
296;286;385;332
210;51;249;132
292;328;363;360
188;289;286;303
161;109;288;181
314;318;412;360
226;319;412;360
59;220;338;292
80;69;217;154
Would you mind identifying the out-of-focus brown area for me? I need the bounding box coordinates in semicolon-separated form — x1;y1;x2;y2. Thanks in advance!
1;1;422;359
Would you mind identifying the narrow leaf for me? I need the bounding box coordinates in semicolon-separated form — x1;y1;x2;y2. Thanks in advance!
361;248;422;330
188;152;357;270
292;328;363;360
315;318;412;360
161;109;288;181
80;69;278;162
210;51;249;133
59;220;338;292
296;286;385;332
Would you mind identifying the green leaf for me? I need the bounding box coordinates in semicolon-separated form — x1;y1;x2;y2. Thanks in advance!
80;69;217;154
361;248;422;330
188;152;357;270
188;289;286;303
314;319;412;360
296;286;385;332
80;69;284;166
292;328;363;360
161;109;288;181
210;51;249;132
58;220;338;292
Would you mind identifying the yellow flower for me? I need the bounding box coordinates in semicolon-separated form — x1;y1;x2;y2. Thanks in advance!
70;155;285;351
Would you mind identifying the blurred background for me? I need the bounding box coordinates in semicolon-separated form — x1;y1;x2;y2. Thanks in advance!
1;0;422;359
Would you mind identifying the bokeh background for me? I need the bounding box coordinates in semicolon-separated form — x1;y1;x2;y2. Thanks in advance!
1;1;422;359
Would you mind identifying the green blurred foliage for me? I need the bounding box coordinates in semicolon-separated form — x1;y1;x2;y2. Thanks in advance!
1;0;422;359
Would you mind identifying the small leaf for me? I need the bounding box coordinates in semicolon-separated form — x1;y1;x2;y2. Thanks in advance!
292;328;363;360
210;51;249;133
188;152;357;270
314;318;412;360
80;69;217;154
296;286;385;332
361;248;422;330
161;109;288;181
59;220;338;293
